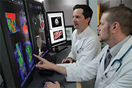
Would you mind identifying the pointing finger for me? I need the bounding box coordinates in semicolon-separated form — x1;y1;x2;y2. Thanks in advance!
33;54;44;61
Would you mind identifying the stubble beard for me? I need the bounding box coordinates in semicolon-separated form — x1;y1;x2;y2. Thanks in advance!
99;28;111;43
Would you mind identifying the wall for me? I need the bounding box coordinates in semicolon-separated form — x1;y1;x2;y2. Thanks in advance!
100;0;132;10
110;0;132;9
100;0;109;3
34;0;98;33
43;0;87;26
89;0;98;33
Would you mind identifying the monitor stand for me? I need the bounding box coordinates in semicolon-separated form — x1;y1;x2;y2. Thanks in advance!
52;46;68;53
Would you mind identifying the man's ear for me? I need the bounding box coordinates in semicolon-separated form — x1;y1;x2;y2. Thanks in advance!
112;22;120;33
86;17;90;23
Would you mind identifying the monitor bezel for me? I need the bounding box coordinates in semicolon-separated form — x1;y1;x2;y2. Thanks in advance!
0;0;36;87
46;11;67;48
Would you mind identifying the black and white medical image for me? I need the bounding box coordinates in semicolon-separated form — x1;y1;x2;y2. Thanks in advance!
51;16;62;28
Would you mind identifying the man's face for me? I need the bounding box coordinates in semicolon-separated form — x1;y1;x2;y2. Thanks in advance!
97;13;111;43
73;9;88;31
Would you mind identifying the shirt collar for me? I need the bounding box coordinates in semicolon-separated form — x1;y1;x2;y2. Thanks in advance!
109;36;130;58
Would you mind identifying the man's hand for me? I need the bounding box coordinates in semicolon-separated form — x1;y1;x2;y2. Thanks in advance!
33;54;56;70
34;54;67;76
43;81;60;88
61;57;73;63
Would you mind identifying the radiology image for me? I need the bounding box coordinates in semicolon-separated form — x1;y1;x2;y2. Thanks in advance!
53;30;63;40
51;16;62;28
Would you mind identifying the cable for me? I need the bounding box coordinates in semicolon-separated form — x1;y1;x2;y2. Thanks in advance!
120;0;122;4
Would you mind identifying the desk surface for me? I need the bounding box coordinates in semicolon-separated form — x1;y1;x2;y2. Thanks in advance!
28;45;95;88
27;46;78;88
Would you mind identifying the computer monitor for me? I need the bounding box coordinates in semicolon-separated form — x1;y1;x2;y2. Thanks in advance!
46;11;67;52
23;0;56;76
0;0;35;87
24;0;49;57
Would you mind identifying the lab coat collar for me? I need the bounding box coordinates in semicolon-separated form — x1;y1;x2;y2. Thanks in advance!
75;26;93;53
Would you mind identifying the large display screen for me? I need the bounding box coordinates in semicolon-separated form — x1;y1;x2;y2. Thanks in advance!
0;0;35;87
46;11;66;47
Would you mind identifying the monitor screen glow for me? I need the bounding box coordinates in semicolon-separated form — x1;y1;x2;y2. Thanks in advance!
0;0;35;87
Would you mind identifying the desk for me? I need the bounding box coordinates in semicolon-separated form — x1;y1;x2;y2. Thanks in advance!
27;46;79;88
27;45;95;88
27;69;77;88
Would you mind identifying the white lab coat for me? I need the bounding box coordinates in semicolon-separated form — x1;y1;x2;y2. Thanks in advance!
66;36;132;88
67;26;101;66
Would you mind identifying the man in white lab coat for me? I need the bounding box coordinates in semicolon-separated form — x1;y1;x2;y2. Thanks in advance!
34;6;132;88
61;4;101;66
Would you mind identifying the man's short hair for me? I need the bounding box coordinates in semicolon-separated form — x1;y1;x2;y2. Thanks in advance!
73;4;93;19
104;6;132;35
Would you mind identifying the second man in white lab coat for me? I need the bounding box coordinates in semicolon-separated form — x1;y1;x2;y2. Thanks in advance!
61;4;101;66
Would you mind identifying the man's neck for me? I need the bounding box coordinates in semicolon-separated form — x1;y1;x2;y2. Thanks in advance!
108;35;127;48
77;26;88;34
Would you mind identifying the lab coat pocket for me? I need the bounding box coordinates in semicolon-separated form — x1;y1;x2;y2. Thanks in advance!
104;66;118;84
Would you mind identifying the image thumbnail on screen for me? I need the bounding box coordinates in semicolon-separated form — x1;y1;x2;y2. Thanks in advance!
51;16;62;28
53;30;63;40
